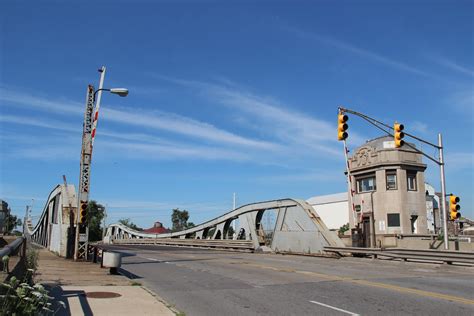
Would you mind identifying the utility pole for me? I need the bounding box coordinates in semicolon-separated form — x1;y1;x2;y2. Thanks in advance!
438;134;449;249
74;84;95;261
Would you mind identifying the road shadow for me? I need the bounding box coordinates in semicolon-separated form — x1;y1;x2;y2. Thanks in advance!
117;267;142;280
122;257;216;265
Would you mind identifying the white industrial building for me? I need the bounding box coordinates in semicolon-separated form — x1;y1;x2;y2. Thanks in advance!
306;193;349;231
307;185;440;233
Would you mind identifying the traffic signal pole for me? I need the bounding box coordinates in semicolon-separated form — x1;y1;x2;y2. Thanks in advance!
438;133;449;250
338;107;452;250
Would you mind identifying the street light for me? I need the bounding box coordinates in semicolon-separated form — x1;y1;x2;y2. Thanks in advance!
74;66;129;260
93;87;129;100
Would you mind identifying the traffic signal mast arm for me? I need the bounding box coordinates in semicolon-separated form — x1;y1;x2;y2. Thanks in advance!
338;107;442;166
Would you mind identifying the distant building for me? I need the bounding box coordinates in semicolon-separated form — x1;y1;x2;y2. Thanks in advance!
425;183;440;234
0;200;10;234
307;193;348;230
142;221;171;234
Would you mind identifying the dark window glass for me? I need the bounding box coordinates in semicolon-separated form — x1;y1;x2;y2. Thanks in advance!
387;213;400;227
356;175;376;193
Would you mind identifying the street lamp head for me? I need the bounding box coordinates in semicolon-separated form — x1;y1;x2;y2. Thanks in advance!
109;88;129;97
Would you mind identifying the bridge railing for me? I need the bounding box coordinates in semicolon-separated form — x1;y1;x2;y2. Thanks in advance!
111;238;255;251
1;237;27;275
324;246;474;265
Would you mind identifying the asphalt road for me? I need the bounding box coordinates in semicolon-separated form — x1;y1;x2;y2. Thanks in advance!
104;245;474;316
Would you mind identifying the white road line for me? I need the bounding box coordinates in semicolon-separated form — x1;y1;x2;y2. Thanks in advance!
309;301;359;315
145;257;159;261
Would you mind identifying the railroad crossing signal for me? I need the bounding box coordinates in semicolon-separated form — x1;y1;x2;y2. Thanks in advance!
394;123;405;148
449;195;461;220
338;114;349;141
79;202;88;225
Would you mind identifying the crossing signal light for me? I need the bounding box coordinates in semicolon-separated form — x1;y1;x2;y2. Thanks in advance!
449;195;461;220
338;114;349;141
394;123;405;148
79;202;88;225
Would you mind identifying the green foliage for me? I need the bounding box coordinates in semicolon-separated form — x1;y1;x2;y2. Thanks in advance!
26;247;39;275
338;223;350;236
87;200;106;242
0;273;64;315
118;218;142;231
227;226;235;239
171;209;193;232
4;213;22;235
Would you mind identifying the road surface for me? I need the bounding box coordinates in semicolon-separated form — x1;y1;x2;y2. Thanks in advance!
104;245;474;315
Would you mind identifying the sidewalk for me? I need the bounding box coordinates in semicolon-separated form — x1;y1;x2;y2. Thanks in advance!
35;248;175;315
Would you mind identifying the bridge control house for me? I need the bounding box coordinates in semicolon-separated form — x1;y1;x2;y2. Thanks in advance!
347;136;428;247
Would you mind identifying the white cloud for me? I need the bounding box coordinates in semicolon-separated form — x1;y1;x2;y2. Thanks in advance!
283;26;432;77
433;57;474;77
152;75;363;157
0;87;83;115
0;86;280;150
410;121;429;135
445;152;474;171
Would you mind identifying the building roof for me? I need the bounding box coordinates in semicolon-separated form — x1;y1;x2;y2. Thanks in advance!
362;135;417;152
142;226;170;234
307;192;348;205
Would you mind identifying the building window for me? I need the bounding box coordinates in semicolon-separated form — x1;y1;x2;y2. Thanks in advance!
407;171;417;191
387;213;400;227
386;170;397;190
356;174;376;193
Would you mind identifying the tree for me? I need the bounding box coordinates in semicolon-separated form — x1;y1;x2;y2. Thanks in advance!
118;218;142;231
4;213;22;235
338;223;350;236
87;200;105;242
171;208;194;232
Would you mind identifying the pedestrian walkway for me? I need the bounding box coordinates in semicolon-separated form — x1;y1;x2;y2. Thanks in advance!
35;248;175;315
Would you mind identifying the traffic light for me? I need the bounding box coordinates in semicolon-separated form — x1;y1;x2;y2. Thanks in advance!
449;195;461;220
338;114;349;141
79;202;88;225
394;123;405;148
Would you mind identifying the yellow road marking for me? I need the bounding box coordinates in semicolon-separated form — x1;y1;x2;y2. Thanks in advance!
241;262;474;306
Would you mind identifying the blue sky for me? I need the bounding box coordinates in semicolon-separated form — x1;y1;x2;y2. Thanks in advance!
1;1;473;229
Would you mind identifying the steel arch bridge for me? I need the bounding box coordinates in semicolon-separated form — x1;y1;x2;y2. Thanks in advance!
105;198;344;254
24;184;78;258
24;183;343;256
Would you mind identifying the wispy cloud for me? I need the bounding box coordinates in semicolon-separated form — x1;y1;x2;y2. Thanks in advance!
445;152;474;171
102;107;279;149
152;75;363;157
433;57;474;77
100;139;250;161
0;114;77;133
0;86;279;150
0;87;83;115
410;120;429;135
283;26;431;77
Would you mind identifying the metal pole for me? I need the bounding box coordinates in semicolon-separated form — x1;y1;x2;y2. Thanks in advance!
74;85;95;260
91;66;106;148
438;133;449;250
343;139;357;227
232;193;236;239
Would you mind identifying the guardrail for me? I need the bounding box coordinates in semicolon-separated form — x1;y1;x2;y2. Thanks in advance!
1;237;26;273
324;246;474;265
111;238;255;251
